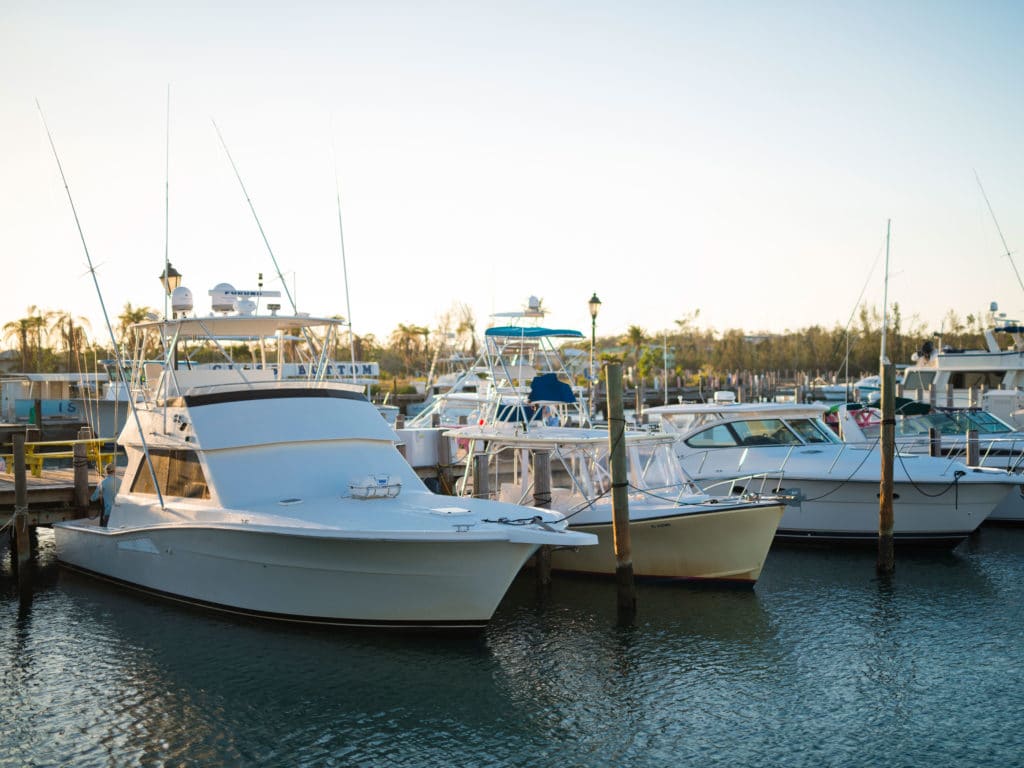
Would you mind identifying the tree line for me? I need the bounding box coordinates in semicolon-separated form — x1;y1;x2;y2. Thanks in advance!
0;301;998;386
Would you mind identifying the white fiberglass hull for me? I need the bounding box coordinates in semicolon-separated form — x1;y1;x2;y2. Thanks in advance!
987;485;1024;524
54;520;540;629
745;477;1007;546
550;502;785;583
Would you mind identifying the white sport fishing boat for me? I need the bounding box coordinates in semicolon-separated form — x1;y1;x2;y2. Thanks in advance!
53;283;595;629
451;424;786;584
645;401;1016;547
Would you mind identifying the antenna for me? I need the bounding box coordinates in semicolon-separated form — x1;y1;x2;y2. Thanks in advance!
37;100;165;509
880;219;891;364
974;169;1023;294
212;119;298;314
331;140;358;383
163;84;171;322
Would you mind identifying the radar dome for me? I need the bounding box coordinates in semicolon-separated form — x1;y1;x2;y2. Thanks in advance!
210;283;236;313
171;286;193;315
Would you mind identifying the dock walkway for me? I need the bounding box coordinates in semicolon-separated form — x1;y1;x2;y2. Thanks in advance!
1;467;100;527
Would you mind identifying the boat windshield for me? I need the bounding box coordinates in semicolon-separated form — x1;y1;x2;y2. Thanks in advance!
627;441;691;491
900;410;1015;436
730;419;802;446
788;418;842;444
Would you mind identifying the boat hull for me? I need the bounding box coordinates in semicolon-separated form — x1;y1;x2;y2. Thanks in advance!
550;503;785;583
54;521;538;629
765;478;1005;546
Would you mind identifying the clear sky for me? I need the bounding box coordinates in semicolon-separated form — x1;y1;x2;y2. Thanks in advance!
2;1;1022;350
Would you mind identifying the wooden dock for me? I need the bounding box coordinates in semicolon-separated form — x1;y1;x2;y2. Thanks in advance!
1;467;99;526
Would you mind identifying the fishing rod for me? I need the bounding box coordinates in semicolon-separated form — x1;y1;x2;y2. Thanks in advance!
36;101;166;509
974;169;1023;295
163;85;171;322
331;142;358;384
212;119;298;315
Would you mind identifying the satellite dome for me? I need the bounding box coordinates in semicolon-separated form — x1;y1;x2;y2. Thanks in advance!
211;283;236;313
171;286;193;315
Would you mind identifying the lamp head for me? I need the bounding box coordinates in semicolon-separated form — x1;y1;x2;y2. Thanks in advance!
159;262;182;295
588;292;602;319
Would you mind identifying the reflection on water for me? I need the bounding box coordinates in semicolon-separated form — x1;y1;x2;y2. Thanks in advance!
2;528;1023;767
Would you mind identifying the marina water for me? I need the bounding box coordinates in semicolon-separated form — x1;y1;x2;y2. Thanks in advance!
3;528;1023;767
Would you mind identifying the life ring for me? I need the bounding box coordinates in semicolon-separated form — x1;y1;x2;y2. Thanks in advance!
854;407;882;428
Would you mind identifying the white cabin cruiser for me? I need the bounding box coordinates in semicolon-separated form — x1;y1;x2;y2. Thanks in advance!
645;402;1016;547
902;306;1024;428
53;285;595;629
449;424;785;584
835;402;1024;524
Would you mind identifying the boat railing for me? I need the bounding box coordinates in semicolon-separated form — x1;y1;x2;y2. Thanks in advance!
698;471;788;498
1;437;116;478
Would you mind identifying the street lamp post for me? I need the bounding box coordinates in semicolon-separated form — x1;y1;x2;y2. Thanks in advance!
588;292;601;419
158;261;182;319
158;262;183;367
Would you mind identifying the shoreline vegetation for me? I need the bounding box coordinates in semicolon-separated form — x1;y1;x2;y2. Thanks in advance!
0;302;996;397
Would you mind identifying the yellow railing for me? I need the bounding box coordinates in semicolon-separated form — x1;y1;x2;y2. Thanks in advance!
1;438;116;478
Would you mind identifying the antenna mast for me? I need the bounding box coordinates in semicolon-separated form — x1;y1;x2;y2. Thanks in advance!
974;169;1023;294
37;101;165;508
163;85;171;321
332;145;358;383
212;120;298;314
880;220;891;364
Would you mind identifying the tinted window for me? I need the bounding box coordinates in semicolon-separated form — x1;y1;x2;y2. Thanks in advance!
130;449;211;499
685;424;738;448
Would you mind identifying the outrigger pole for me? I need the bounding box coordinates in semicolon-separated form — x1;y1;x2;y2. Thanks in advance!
212;119;298;315
331;142;359;384
37;101;166;509
974;169;1023;296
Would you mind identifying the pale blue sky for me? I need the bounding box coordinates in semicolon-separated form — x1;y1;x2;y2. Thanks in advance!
2;1;1021;349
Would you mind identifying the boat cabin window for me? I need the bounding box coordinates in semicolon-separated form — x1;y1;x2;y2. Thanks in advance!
685;424;739;448
949;371;1005;390
902;370;935;391
729;418;801;446
629;443;689;490
130;449;211;499
788;418;841;444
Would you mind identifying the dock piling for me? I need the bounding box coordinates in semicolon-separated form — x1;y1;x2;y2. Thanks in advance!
532;450;552;589
12;434;30;577
606;363;636;621
877;361;895;576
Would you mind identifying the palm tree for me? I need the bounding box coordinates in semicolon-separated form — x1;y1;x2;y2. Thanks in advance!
623;324;647;415
2;306;55;371
389;323;429;376
53;312;92;371
2;317;33;370
454;303;478;359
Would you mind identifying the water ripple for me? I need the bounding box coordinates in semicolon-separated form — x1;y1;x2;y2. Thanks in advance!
1;529;1023;766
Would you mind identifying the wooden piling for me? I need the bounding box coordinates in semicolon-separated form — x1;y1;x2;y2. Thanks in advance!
394;414;405;430
472;452;490;500
73;440;90;513
966;429;979;466
532;450;552;588
12;434;30;576
877;361;896;576
436;429;453;494
946;381;954;408
929;427;942;458
606;363;636;620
